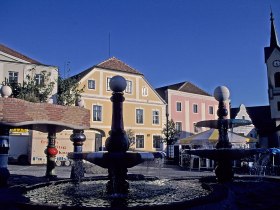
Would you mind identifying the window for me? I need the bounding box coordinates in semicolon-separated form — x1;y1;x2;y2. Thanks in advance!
93;105;102;121
125;80;132;93
153;135;161;149
35;74;44;86
193;104;198;113
275;72;280;87
142;87;148;96
175;122;182;132
152;110;159;124
176;102;182;111
136;135;144;148
88;80;95;89
136;109;144;124
106;77;111;91
209;106;214;115
8;71;18;83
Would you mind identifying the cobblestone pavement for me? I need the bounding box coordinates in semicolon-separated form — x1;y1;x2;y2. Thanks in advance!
3;163;280;210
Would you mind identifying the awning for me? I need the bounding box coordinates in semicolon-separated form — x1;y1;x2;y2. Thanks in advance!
178;129;258;145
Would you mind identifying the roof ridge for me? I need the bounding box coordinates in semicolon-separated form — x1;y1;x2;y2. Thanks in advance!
96;56;143;75
179;81;211;96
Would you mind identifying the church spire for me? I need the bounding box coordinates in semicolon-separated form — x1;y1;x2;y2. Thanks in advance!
270;10;279;48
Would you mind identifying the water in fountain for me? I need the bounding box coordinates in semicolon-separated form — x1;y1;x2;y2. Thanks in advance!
24;178;210;208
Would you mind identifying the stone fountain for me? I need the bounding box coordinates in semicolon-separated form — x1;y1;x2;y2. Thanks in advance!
185;86;263;182
69;75;158;196
19;76;218;209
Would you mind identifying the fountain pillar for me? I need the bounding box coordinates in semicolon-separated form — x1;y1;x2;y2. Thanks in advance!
214;86;233;182
105;76;130;195
70;129;86;180
45;126;58;179
0;127;10;187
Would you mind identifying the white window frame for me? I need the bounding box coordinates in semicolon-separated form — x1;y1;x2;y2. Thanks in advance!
125;80;132;94
152;110;160;125
136;134;145;149
209;106;214;115
142;86;148;96
193;104;198;113
106;77;111;91
152;135;161;149
8;71;19;83
176;102;182;112
175;121;182;132
136;108;144;124
35;74;44;86
88;80;96;90
93;105;102;122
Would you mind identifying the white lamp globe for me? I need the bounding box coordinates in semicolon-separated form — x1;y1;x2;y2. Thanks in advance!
109;75;127;92
214;86;230;102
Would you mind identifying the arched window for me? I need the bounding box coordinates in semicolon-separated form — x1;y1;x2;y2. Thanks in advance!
275;72;280;87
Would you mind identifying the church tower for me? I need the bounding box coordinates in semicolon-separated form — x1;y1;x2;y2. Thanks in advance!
265;11;280;127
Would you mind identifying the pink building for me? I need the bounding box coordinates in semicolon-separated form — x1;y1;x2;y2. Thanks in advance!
156;81;220;141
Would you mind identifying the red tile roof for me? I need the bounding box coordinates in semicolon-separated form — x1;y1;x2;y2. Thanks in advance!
73;57;143;80
0;44;41;64
156;81;211;100
97;57;143;75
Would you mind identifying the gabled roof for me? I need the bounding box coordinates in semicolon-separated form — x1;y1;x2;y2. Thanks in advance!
231;105;276;135
73;57;143;80
155;81;211;101
0;44;41;64
97;57;143;75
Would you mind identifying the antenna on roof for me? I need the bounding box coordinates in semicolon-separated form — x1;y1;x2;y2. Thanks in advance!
108;32;111;58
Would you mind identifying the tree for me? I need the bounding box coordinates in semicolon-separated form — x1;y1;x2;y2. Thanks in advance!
56;75;85;106
162;119;181;145
8;68;55;103
126;129;135;149
162;119;181;159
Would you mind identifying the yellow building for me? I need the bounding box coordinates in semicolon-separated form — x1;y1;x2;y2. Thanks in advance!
74;57;166;152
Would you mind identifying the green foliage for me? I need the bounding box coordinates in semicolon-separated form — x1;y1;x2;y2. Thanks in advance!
162;119;181;145
126;129;135;149
9;68;55;103
56;75;85;106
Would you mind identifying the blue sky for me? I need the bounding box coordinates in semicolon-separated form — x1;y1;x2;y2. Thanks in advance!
1;0;280;107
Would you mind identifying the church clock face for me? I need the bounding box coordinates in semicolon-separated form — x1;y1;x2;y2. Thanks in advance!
273;60;280;67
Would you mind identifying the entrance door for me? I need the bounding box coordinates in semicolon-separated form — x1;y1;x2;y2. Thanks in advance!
95;134;102;152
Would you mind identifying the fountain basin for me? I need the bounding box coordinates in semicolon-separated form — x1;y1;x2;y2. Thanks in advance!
185;148;265;161
19;176;225;209
68;151;165;168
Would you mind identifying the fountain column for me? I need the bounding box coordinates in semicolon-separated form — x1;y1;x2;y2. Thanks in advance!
0;127;10;187
214;86;233;182
105;75;130;195
70;129;86;179
45;126;58;179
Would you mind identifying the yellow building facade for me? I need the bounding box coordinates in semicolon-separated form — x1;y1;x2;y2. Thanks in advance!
75;57;166;152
